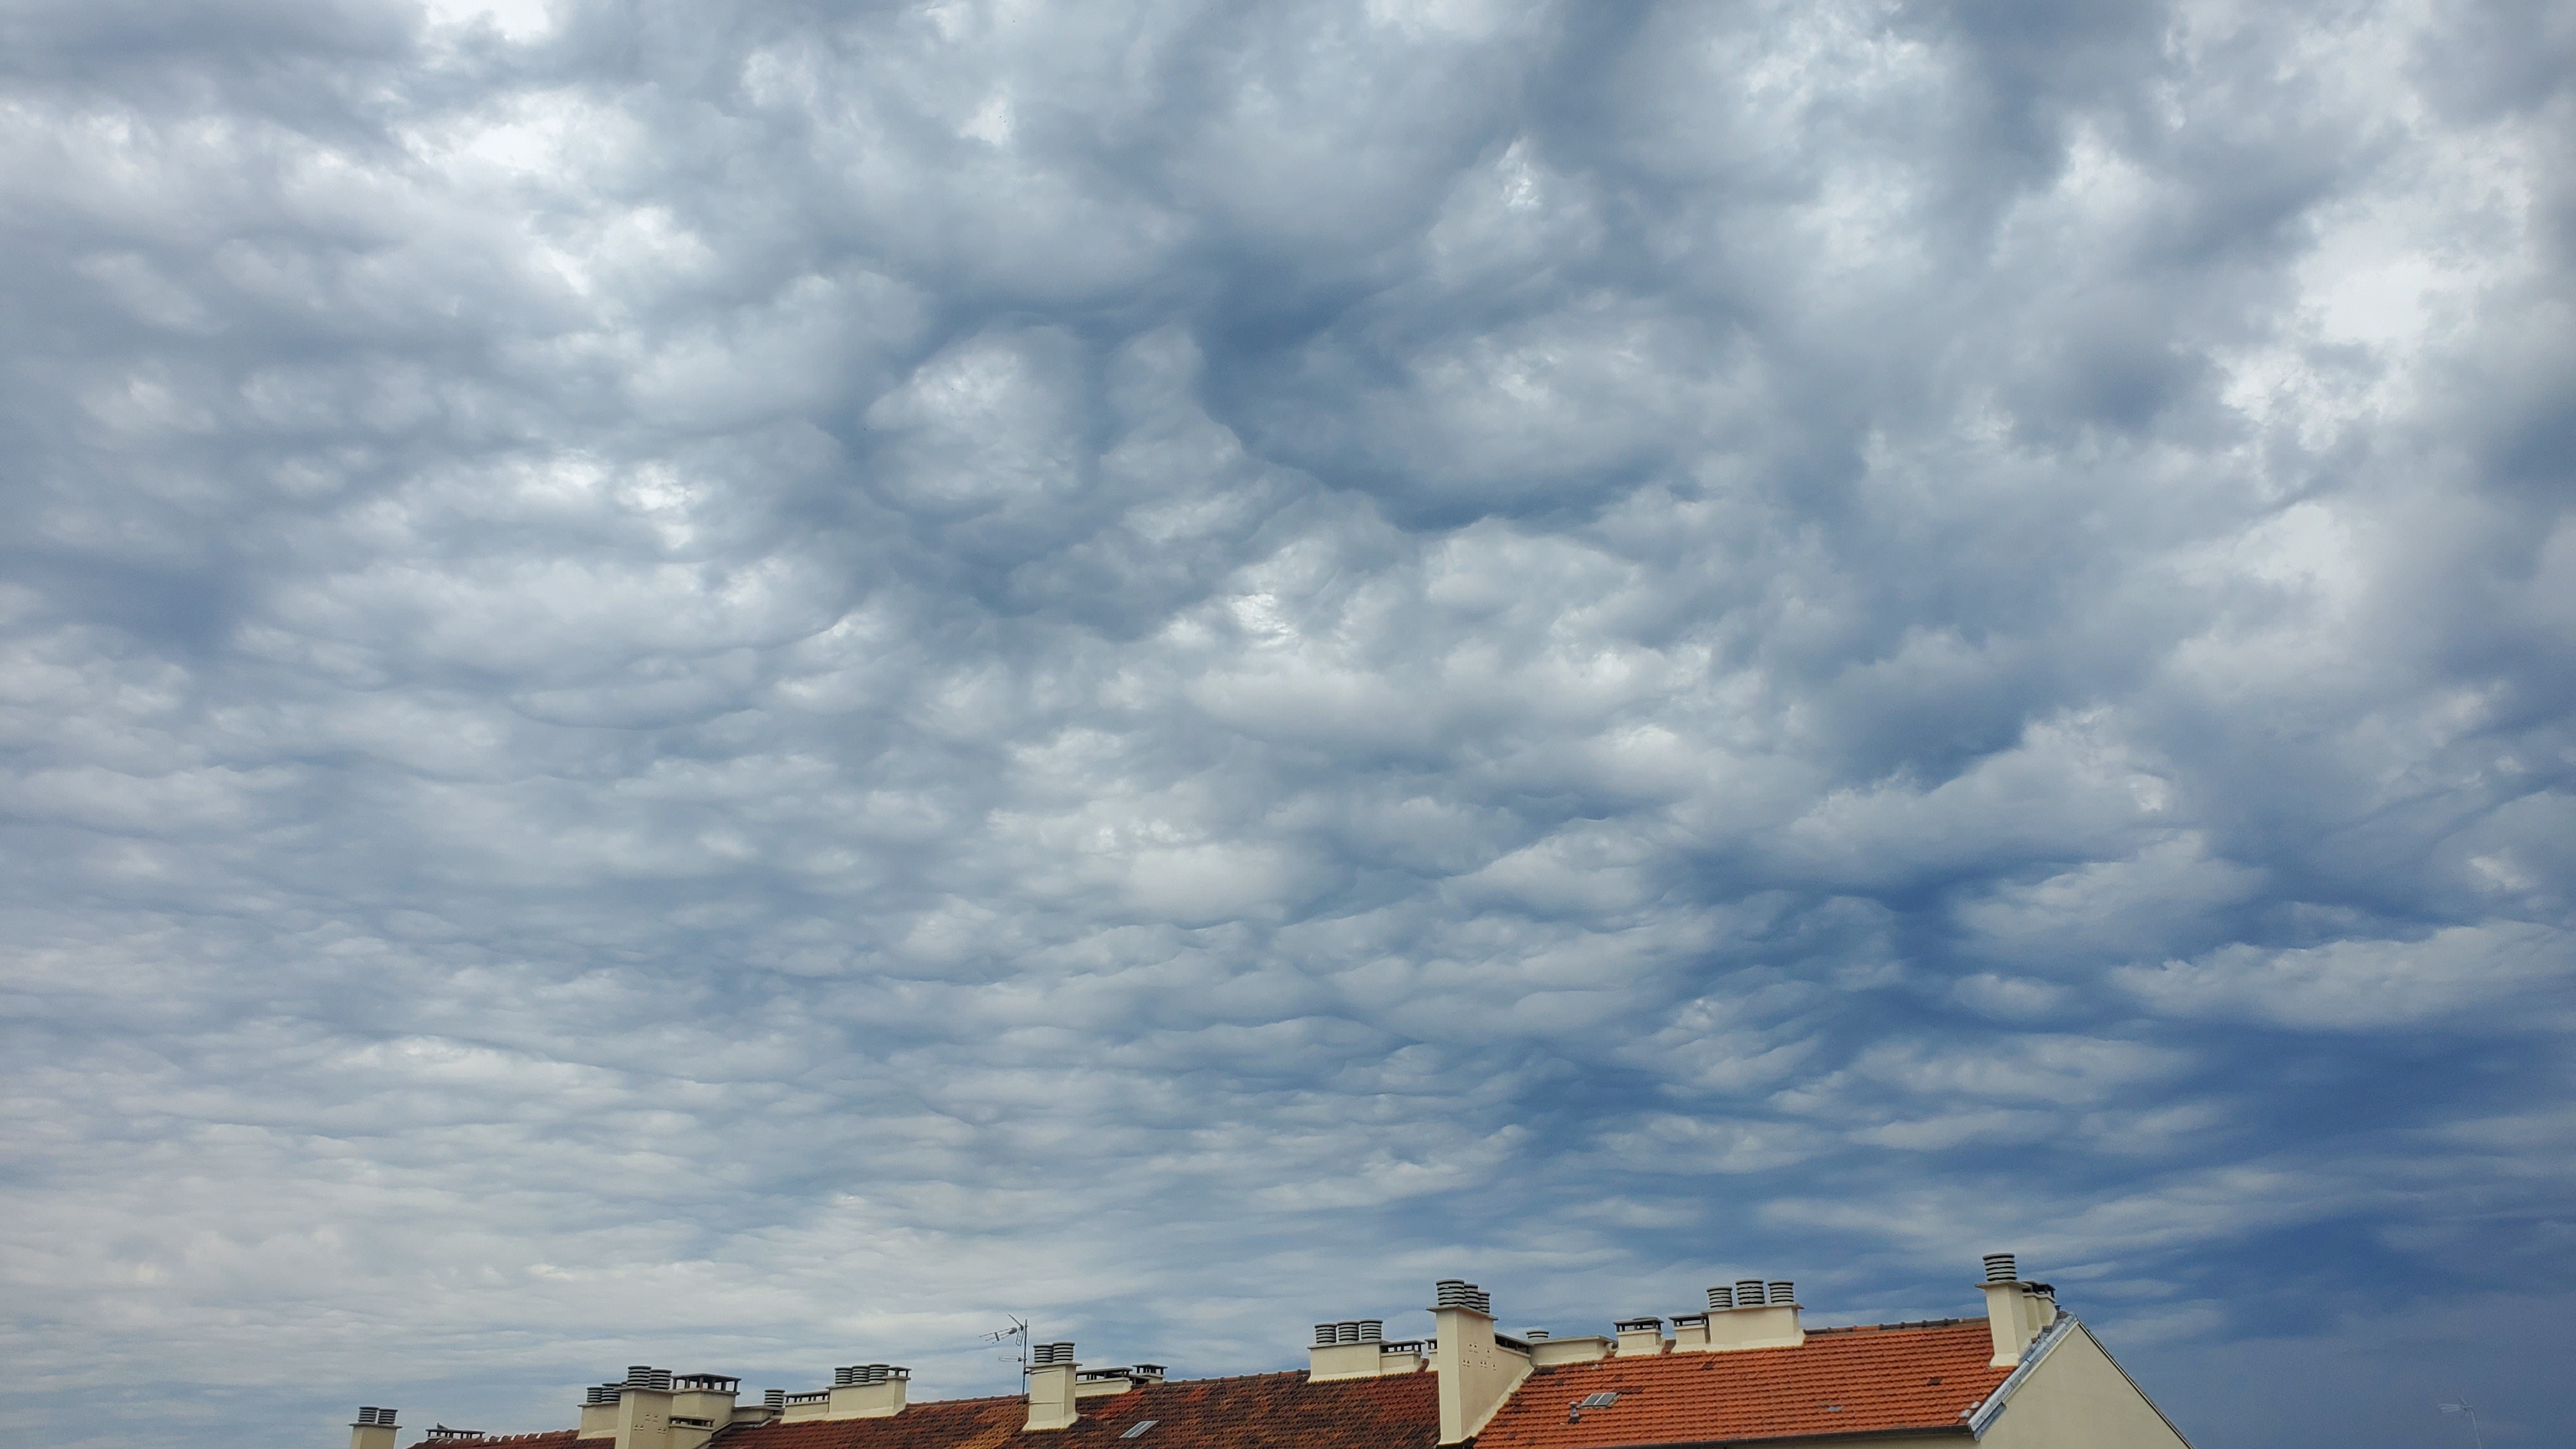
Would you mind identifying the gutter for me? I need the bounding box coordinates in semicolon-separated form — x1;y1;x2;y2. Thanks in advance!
1964;1314;2077;1438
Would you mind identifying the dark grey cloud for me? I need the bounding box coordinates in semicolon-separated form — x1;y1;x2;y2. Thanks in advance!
2;2;2571;1447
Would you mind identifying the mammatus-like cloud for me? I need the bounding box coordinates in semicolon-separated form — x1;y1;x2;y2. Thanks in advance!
0;1;2569;1446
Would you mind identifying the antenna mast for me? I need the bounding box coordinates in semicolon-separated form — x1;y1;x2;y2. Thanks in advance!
2437;1395;2483;1449
983;1315;1031;1372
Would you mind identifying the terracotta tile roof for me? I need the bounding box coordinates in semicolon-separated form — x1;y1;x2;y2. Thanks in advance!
716;1394;1029;1449
401;1434;601;1449
396;1423;597;1433
713;1372;1438;1449
1473;1321;2014;1448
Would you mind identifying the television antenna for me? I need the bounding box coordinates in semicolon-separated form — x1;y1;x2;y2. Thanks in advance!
2437;1394;2483;1449
983;1315;1031;1371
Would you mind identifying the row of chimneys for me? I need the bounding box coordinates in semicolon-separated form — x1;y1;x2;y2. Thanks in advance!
354;1254;2060;1449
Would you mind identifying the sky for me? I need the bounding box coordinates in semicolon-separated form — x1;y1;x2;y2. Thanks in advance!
1;1;2571;1446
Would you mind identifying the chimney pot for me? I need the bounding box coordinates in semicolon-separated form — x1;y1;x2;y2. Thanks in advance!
1314;1324;1335;1347
351;1406;402;1449
1706;1285;1733;1311
1767;1282;1795;1305
1733;1279;1765;1305
763;1391;785;1411
1979;1252;2057;1366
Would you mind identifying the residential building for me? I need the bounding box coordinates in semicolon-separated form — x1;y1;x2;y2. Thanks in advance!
347;1253;2189;1449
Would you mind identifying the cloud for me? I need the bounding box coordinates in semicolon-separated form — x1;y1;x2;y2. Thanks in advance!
2117;923;2575;1030
2;1;2572;1446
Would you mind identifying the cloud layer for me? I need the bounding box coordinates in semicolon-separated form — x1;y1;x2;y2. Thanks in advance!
2;2;2571;1446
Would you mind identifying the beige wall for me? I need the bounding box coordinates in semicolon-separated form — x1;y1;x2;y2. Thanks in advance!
1696;1304;1802;1353
1025;1363;1078;1432
825;1381;905;1419
613;1388;673;1449
671;1388;735;1438
1431;1305;1531;1445
1979;1325;2192;1449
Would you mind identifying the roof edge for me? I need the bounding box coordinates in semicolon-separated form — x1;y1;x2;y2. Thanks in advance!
1964;1314;2076;1438
1517;1427;1975;1449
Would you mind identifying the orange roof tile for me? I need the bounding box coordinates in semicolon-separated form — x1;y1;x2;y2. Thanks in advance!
1473;1321;2013;1448
401;1434;602;1449
396;1423;597;1433
715;1372;1438;1449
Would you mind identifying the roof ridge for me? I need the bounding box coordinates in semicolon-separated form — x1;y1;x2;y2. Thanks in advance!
1804;1316;1979;1335
1142;1369;1308;1386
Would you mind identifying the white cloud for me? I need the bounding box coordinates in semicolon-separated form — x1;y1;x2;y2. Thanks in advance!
2;0;2572;1445
2117;923;2574;1029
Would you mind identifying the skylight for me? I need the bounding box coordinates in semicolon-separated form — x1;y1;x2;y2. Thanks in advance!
1578;1393;1620;1409
1121;1421;1158;1439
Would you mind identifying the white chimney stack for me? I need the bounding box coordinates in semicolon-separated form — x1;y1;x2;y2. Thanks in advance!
1025;1342;1079;1432
1310;1319;1425;1381
590;1367;737;1449
1429;1280;1530;1446
1979;1253;2059;1367
1611;1317;1666;1357
826;1365;910;1419
1683;1279;1804;1353
351;1407;400;1449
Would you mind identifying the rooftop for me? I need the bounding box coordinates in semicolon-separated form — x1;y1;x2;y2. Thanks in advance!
406;1373;1438;1449
1476;1320;2013;1448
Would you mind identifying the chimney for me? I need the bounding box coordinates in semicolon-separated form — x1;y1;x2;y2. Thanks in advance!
596;1366;732;1449
1025;1342;1079;1432
1978;1253;2059;1367
351;1407;400;1449
1311;1319;1419;1382
1686;1279;1804;1353
826;1365;909;1419
668;1374;739;1445
581;1386;622;1440
1611;1317;1666;1357
612;1367;675;1449
1429;1280;1530;1446
1077;1364;1167;1399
